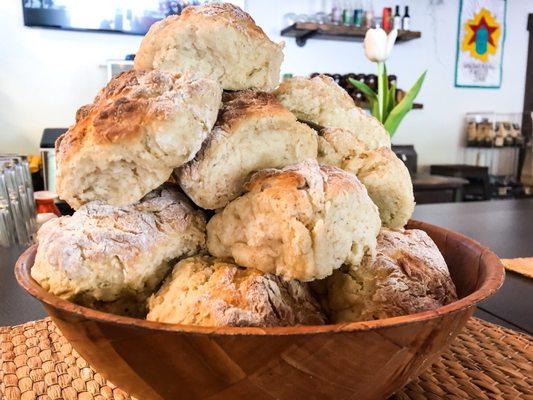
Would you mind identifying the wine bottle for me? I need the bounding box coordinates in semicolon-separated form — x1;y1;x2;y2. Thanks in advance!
393;5;402;30
332;1;342;24
402;6;410;30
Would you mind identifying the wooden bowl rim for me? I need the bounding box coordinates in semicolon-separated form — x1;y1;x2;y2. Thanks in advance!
15;220;504;336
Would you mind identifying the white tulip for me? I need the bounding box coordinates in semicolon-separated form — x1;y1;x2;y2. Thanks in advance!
364;28;398;62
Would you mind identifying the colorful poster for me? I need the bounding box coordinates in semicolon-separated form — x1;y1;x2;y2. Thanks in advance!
454;0;506;88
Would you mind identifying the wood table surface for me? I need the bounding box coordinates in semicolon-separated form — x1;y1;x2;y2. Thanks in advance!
1;199;531;333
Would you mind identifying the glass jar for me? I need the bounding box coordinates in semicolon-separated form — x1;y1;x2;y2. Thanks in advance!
34;191;61;217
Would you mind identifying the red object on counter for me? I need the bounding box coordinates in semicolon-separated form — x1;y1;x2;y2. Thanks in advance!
382;7;392;31
34;191;61;217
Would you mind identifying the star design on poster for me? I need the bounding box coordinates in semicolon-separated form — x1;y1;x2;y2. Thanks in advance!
461;8;501;62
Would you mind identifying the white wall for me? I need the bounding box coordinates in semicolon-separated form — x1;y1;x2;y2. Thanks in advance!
1;0;531;167
0;1;141;154
248;0;532;166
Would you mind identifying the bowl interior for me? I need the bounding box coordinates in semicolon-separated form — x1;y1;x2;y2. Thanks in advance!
15;220;505;335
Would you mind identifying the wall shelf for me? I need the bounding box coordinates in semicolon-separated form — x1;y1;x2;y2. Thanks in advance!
465;145;525;149
281;23;422;47
355;101;423;110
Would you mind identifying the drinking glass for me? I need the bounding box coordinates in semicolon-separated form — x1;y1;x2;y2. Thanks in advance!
0;155;37;246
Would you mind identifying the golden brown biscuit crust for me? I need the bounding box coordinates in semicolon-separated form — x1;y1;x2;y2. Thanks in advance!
55;69;221;208
147;256;326;327
176;91;318;209
244;162;364;202
218;90;290;132
58;70;191;162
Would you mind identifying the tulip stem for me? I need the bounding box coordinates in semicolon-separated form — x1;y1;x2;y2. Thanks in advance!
377;61;385;122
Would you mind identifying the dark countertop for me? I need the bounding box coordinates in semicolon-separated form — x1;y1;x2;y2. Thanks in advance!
413;199;533;333
413;199;533;258
0;244;46;325
1;199;532;333
412;174;469;189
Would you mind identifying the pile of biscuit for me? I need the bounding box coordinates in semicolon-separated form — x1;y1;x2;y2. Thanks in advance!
31;4;457;327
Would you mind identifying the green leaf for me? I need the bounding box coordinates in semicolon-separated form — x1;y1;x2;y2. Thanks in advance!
348;78;377;101
384;82;396;122
384;71;426;136
370;97;379;119
348;78;379;119
380;63;389;122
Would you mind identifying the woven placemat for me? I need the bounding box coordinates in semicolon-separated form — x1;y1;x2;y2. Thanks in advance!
501;257;533;279
1;318;531;400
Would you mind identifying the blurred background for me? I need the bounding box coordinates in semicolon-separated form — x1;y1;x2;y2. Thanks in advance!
0;0;531;337
0;0;533;247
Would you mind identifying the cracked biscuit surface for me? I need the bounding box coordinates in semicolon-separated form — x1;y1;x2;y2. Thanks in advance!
207;160;381;282
134;3;284;91
177;90;318;209
320;228;458;323
147;256;326;327
55;69;221;209
31;186;206;317
274;75;390;150
318;127;414;229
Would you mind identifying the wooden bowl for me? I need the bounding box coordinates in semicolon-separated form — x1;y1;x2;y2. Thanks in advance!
15;220;504;400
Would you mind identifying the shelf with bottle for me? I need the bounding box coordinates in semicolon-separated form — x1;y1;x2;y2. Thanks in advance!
305;72;423;110
465;112;526;148
281;3;419;47
280;24;421;47
460;113;530;199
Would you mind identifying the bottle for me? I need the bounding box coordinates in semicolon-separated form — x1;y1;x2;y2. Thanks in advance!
342;1;353;26
353;91;364;103
355;73;366;83
382;7;392;31
388;74;397;87
353;0;363;27
402;6;410;30
282;73;294;81
344;72;357;83
393;5;402;30
114;8;123;30
332;74;343;85
365;74;377;91
123;9;132;31
364;1;374;28
331;0;342;24
344;73;357;95
282;12;298;27
34;191;61;228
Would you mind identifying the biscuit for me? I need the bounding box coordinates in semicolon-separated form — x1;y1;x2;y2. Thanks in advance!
55;70;221;209
207;160;381;281
274;75;390;150
345;148;415;229
177;91;318;209
134;3;284;91
147;256;326;327
31;186;206;316
317;127;414;228
321;228;458;322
